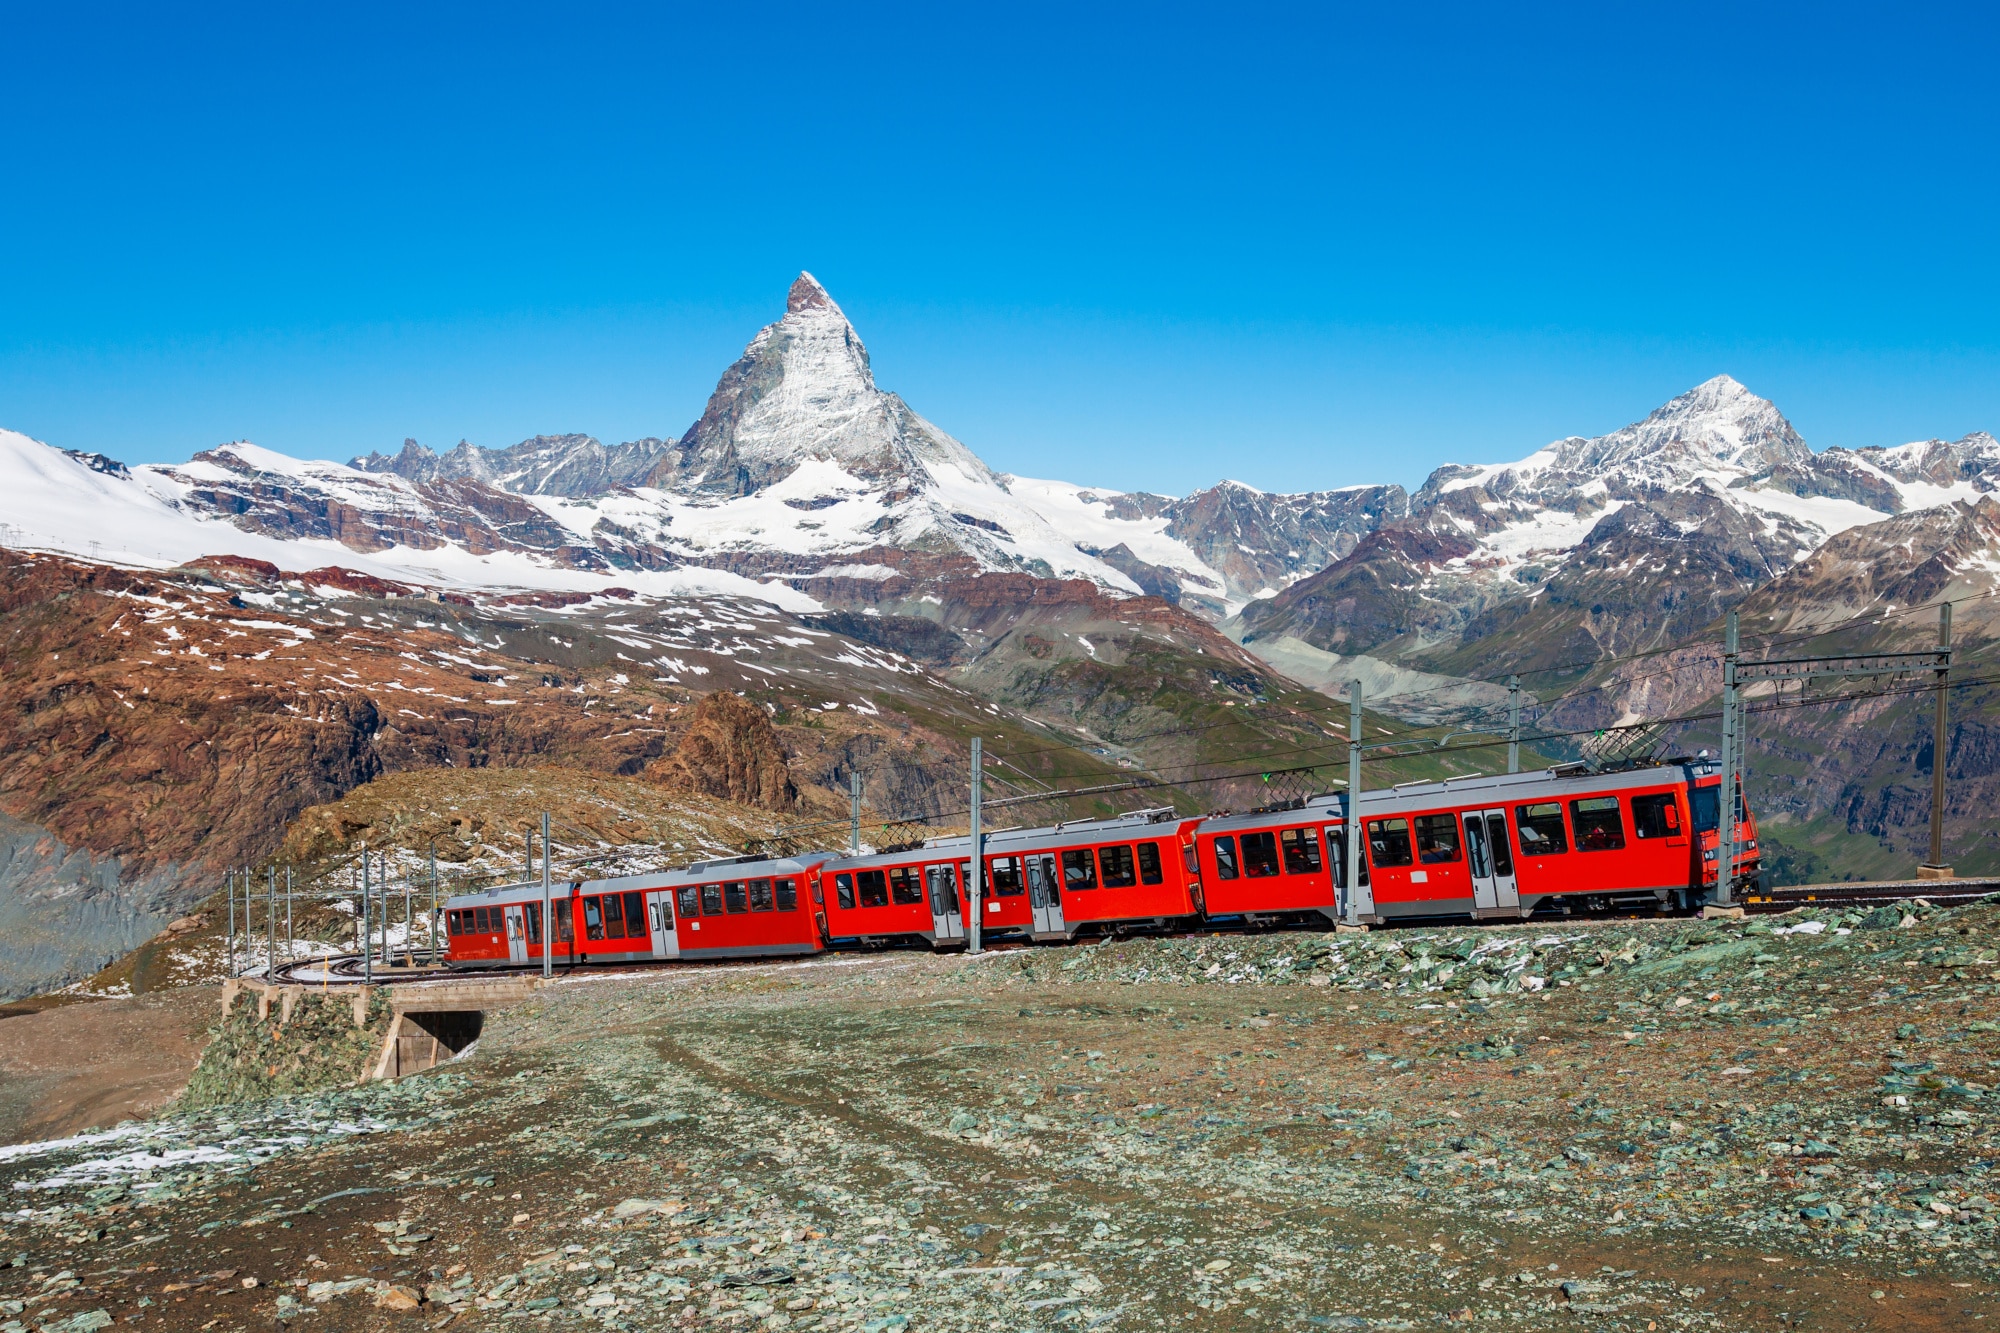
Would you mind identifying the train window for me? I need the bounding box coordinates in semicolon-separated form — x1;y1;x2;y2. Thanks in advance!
701;883;723;915
525;903;542;944
1279;827;1322;875
1485;815;1513;877
623;891;645;933
1415;813;1462;864
989;856;1024;897
1326;832;1370;888
1690;786;1720;832
553;899;573;942
1515;803;1569;856
749;878;775;912
775;878;798;911
604;893;628;939
1570;797;1626;852
445;910;460;936
1137;842;1164;885
677;885;699;918
1212;836;1240;879
1061;848;1098;890
889;866;924;906
836;872;858;909
724;881;749;913
858;869;890;908
472;906;488;933
1631;793;1680;839
1240;831;1281;878
1183;843;1199;876
583;896;605;941
1098;844;1138;888
1367;818;1413;867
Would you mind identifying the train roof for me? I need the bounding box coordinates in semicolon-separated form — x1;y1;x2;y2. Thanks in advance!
582;853;828;893
821;807;1188;869
443;854;829;909
1327;761;1695;818
443;880;539;911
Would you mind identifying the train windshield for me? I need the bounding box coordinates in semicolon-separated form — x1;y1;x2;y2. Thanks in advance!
1691;787;1719;832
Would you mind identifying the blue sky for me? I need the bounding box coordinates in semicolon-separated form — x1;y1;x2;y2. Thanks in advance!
2;2;1996;495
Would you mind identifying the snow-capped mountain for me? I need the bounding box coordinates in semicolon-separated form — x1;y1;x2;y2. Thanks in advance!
2;278;1996;652
1238;376;2000;672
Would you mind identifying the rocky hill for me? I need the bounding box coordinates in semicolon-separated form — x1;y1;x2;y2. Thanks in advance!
0;541;1399;999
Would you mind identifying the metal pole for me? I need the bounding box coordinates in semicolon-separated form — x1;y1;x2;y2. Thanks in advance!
403;863;412;968
1928;602;1952;872
1717;611;1739;906
968;738;983;955
850;772;862;853
225;870;236;979
1344;680;1362;926
541;812;554;975
285;866;293;960
266;866;276;978
362;848;373;985
429;845;440;966
1506;675;1521;775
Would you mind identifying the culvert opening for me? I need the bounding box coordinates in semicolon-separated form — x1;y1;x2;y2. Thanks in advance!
379;1009;485;1078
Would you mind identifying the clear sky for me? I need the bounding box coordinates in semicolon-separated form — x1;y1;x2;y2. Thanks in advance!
3;3;1996;495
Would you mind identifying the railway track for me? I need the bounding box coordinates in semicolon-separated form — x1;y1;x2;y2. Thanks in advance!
260;876;1996;986
1743;876;2000;913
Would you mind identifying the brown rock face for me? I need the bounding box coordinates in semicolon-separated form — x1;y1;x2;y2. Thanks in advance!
649;691;798;810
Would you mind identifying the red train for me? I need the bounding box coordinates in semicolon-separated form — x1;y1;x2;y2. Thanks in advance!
443;760;1760;969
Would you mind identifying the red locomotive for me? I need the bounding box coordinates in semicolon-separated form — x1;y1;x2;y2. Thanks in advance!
443;760;1759;969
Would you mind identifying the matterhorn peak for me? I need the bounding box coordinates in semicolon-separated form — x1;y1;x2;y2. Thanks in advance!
787;271;844;317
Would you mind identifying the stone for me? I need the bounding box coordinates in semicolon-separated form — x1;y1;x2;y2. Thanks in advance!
374;1284;424;1311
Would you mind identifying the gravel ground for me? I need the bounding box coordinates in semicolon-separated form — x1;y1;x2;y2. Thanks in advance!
2;899;1998;1331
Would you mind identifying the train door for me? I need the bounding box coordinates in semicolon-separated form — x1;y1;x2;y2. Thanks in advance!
503;905;529;964
648;890;680;960
1026;854;1067;936
925;863;966;943
1463;809;1520;912
1328;827;1375;919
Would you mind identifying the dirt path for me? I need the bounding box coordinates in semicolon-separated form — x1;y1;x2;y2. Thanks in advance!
0;987;214;1145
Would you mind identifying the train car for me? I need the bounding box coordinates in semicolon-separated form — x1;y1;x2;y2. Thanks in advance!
909;807;1204;943
444;853;831;969
812;845;973;947
1193;804;1356;929
442;882;550;969
641;854;829;962
1316;759;1758;922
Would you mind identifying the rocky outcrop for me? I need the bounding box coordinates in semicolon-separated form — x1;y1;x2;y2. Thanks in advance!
1159;481;1408;609
648;692;799;810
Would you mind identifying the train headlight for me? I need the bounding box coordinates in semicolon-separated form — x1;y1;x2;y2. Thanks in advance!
1702;849;1718;862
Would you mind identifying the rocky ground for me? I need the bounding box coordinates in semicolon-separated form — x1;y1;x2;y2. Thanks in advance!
2;898;1998;1332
